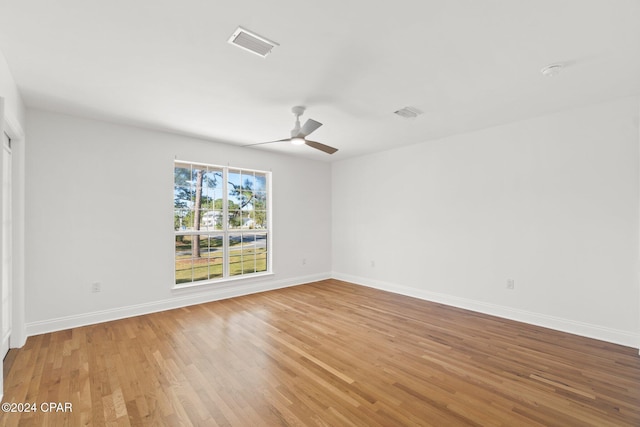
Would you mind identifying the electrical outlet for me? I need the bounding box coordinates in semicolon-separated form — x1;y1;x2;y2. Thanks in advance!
302;258;307;265
371;260;375;268
506;279;515;290
91;282;101;293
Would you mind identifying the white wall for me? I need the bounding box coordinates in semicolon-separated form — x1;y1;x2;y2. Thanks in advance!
17;94;640;350
0;51;26;127
25;110;332;333
332;96;640;348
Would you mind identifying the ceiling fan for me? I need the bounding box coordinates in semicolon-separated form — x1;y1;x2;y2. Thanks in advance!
246;106;338;154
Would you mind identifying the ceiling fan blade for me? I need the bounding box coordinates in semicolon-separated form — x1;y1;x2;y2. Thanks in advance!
305;140;338;154
297;119;322;138
243;138;290;147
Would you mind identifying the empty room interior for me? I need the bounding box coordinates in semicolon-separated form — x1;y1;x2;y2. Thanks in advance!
0;1;639;426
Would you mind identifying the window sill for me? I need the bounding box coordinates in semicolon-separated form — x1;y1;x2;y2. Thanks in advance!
171;271;275;291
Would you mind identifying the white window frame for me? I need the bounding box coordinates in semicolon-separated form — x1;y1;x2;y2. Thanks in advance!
173;160;272;288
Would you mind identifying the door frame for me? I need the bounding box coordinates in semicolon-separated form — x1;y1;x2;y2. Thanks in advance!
0;110;25;402
1;131;11;360
2;113;25;350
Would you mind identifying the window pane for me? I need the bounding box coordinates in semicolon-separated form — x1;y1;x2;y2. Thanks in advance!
229;169;257;215
174;208;190;231
200;210;212;230
229;233;269;275
239;173;256;211
191;166;204;183
201;210;223;230
175;235;193;284
229;234;243;276
244;211;255;229
202;168;222;211
174;185;191;208
174;164;192;187
200;209;221;230
255;233;268;273
254;191;267;210
254;210;267;229
241;233;253;274
207;235;224;279
191;234;209;282
229;210;242;229
254;173;267;192
214;210;223;230
246;175;258;200
228;169;241;209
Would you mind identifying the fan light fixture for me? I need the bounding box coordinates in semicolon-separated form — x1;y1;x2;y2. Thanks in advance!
243;106;339;154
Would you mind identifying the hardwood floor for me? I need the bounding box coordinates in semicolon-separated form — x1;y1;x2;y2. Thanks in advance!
1;279;639;426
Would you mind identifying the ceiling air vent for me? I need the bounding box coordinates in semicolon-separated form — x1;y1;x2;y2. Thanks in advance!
394;106;423;119
228;26;279;58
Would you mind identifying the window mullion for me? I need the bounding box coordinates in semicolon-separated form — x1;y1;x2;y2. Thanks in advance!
222;167;229;278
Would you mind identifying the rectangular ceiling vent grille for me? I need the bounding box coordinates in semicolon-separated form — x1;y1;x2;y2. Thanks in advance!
394;106;423;119
228;26;279;58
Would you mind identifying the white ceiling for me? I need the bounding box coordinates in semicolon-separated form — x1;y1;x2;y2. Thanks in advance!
1;1;639;162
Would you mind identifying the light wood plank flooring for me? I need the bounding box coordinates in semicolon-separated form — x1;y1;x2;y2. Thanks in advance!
1;279;639;426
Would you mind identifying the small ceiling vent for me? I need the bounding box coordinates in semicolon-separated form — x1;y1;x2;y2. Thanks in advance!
394;106;423;119
228;26;279;58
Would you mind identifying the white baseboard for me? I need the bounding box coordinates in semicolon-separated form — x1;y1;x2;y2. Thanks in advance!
23;272;640;351
332;272;640;350
25;272;331;337
9;327;27;349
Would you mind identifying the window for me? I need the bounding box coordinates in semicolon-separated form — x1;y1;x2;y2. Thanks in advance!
174;161;270;286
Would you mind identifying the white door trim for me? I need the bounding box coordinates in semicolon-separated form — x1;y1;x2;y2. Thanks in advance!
0;132;10;361
3;113;25;350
